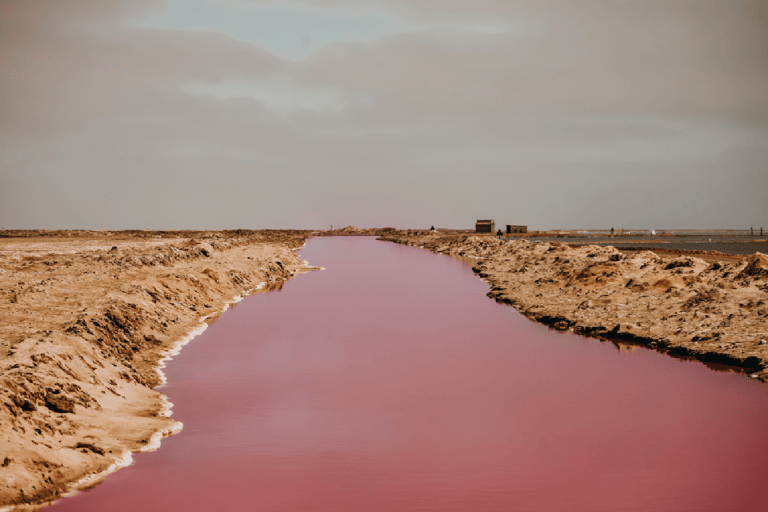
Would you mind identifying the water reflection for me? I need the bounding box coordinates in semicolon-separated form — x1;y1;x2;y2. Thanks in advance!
609;340;642;352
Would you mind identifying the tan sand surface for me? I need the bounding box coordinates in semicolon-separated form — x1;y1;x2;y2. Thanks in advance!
0;231;313;510
381;231;768;380
3;227;766;509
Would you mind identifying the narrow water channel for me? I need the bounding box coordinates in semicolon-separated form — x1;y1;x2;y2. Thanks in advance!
52;237;768;511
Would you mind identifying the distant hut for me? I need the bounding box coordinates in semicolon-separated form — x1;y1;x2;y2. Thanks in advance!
476;219;495;233
506;225;528;234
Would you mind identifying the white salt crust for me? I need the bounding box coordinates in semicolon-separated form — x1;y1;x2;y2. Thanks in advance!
42;251;317;507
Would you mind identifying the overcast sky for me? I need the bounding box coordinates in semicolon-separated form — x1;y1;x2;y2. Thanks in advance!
1;0;766;230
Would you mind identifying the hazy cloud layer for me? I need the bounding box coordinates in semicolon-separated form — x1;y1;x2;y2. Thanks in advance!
1;0;766;229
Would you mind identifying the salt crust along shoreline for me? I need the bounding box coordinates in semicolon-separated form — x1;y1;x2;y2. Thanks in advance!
3;229;767;509
49;281;271;506
0;231;315;510
380;230;768;382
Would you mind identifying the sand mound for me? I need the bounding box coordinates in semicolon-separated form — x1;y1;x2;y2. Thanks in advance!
380;230;768;382
0;231;312;509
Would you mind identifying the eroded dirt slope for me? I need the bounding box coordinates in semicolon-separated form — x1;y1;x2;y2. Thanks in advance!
0;231;313;510
381;231;768;380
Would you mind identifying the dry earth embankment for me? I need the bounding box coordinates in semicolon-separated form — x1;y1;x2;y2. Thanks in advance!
0;231;313;510
380;231;768;380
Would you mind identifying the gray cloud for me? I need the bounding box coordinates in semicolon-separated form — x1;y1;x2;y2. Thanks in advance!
1;0;766;230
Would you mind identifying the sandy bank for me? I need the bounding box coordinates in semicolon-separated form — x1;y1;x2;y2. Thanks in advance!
380;231;768;381
0;230;314;510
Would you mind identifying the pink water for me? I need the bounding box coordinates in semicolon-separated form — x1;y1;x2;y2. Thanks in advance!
51;237;768;511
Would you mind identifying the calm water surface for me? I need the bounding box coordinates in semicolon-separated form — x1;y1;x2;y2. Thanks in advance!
52;237;768;511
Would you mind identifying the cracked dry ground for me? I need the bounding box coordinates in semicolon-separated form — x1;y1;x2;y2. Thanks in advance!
381;231;768;381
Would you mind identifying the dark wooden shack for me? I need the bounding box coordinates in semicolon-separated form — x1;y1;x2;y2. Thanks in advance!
506;225;528;234
476;219;495;233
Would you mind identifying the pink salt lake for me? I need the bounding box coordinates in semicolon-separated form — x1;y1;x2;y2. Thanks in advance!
51;237;768;511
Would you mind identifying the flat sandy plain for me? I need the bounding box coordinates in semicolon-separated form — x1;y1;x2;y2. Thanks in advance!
1;227;767;510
